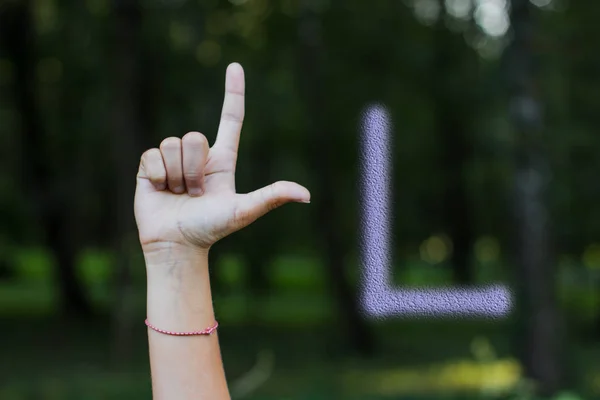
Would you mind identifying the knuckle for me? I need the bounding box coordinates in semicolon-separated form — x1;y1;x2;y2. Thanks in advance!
267;201;282;212
140;148;153;162
184;171;201;180
266;184;282;212
232;200;250;227
139;148;162;172
221;111;243;123
269;182;282;197
160;136;181;150
182;131;208;146
144;148;161;159
230;204;244;230
149;171;167;182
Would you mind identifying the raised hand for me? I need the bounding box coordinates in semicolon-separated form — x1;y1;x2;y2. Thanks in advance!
134;63;311;254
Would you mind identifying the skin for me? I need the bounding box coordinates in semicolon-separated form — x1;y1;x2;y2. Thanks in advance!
134;62;311;399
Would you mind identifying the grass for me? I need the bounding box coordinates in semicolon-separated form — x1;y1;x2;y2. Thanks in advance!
1;315;598;399
1;247;600;399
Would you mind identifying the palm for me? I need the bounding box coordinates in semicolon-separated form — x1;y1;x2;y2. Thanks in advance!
135;149;240;249
134;63;310;252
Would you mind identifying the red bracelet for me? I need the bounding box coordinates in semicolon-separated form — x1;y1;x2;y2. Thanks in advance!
145;319;219;336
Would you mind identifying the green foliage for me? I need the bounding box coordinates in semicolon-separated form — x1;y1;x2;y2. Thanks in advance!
2;0;600;398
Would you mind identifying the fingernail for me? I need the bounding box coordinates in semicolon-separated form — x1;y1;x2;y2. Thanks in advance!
173;186;185;193
301;200;311;204
156;183;167;191
188;188;204;197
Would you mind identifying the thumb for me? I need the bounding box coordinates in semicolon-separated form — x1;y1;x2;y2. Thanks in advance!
136;149;167;195
232;181;311;230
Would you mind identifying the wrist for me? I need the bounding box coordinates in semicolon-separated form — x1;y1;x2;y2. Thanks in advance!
144;243;211;294
143;243;215;331
142;242;210;268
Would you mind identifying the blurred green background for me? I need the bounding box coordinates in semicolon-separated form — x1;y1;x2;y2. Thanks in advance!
1;0;599;398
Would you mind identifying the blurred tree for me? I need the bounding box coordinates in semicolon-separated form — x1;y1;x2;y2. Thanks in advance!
432;0;478;284
296;0;373;354
241;110;277;300
507;0;564;395
559;0;600;335
1;0;91;316
236;59;279;301
109;0;146;365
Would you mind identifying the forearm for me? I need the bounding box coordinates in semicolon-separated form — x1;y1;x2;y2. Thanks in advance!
144;245;230;400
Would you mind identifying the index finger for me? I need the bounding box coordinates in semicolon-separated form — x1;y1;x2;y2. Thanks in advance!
214;62;245;155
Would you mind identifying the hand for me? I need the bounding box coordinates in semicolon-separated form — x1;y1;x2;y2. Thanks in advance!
134;63;311;254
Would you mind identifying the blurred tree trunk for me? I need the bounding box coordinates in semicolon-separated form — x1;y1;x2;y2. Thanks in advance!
244;144;274;299
110;0;145;365
242;88;278;301
562;0;600;337
93;36;159;249
507;0;564;395
297;2;373;355
2;0;91;316
432;5;475;284
0;5;22;282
